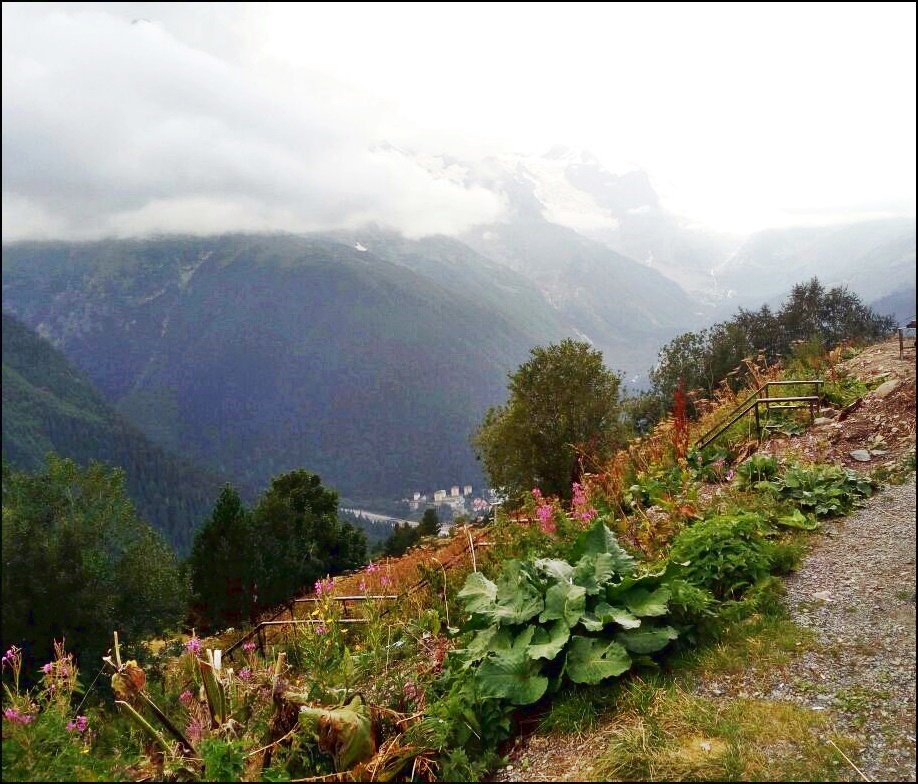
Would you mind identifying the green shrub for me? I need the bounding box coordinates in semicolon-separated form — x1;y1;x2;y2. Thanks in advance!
669;513;773;599
200;737;245;782
736;454;779;485
767;463;875;517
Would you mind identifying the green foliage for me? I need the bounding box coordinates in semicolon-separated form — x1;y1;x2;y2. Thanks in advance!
472;339;624;501
453;518;678;706
250;470;367;611
189;486;255;632
417;508;441;537
736;454;779;484
199;738;245;782
650;278;894;410
686;445;734;483
1;455;186;670
761;463;876;518
669;513;774;599
1;313;224;555
381;511;439;558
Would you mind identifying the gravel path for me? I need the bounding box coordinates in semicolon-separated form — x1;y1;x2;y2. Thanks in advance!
779;477;917;782
697;477;918;781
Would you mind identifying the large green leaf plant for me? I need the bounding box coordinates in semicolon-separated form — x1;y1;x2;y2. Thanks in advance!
452;518;680;706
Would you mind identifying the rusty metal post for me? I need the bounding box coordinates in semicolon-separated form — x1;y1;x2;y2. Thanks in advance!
754;402;761;440
899;328;904;359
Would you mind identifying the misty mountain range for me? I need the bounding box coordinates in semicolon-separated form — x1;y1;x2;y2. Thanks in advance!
2;149;914;550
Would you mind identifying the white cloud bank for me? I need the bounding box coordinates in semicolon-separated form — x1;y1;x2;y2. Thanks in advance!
1;6;505;240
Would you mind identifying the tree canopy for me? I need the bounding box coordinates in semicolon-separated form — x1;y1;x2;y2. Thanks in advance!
472;339;624;502
1;455;186;670
650;278;895;411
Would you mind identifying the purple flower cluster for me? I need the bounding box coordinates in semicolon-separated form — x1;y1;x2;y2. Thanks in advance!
532;488;556;534
571;482;597;523
179;689;194;706
3;707;33;725
185;636;202;655
366;561;380;574
380;575;392;588
238;667;252;681
2;646;20;668
314;577;335;596
314;624;327;635
66;715;89;733
242;641;257;653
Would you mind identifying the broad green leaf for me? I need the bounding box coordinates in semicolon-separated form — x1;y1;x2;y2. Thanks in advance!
775;510;819;530
579;612;604;632
620;586;671;617
593;602;641;629
572;553;619;594
493;561;544;625
458;572;497;615
605;569;665;603
571;519;636;575
534;558;574;583
539;582;586;627
565;636;631;684
459;627;502;665
615;625;678;654
476;647;549;705
527;621;570;661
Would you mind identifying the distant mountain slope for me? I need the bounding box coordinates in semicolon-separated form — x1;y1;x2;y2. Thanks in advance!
1;313;222;554
1;235;556;501
714;218;917;316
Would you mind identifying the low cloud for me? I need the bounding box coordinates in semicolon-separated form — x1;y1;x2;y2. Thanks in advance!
1;7;505;241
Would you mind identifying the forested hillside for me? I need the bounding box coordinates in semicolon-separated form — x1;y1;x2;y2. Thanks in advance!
1;313;222;554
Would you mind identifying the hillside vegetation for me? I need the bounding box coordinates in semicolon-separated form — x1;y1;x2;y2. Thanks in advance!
3;326;913;782
1;313;223;554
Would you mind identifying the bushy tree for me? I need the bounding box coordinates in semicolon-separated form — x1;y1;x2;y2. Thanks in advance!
417;508;441;537
249;470;366;611
1;455;185;671
650;278;895;412
472;339;624;501
189;485;254;631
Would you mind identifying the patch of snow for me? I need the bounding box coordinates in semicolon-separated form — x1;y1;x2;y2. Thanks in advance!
354;242;368;252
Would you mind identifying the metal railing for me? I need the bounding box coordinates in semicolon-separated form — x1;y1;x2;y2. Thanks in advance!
695;380;823;451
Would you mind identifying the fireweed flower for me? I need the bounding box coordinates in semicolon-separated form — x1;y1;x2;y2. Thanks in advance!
41;663;53;675
2;646;19;667
67;715;89;733
366;562;380;574
315;624;327;635
4;708;33;725
314;577;334;596
179;690;194;706
238;667;252;680
185;636;202;655
572;482;597;523
358;579;367;593
242;641;256;653
380;575;392;588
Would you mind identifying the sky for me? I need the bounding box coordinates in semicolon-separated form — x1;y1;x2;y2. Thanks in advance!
2;2;915;241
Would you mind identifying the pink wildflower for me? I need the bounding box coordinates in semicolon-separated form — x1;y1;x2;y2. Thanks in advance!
358;579;367;593
571;482;597;523
366;562;380;574
238;667;252;681
185;636;202;655
3;708;33;725
179;690;194;706
726;469;736;481
315;624;327;635
41;662;53;675
1;647;19;667
186;717;204;745
380;575;392;588
314;577;334;596
242;641;256;653
67;715;89;733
